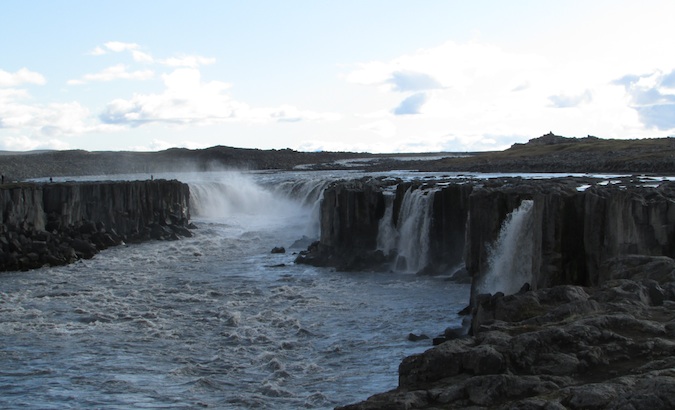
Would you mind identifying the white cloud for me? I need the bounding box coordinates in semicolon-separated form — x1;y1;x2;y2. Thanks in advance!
358;119;396;139
549;90;593;108
393;92;428;115
344;39;675;142
160;55;216;68
68;64;154;85
613;70;675;130
104;41;141;53
131;50;154;64
0;135;69;151
0;68;46;87
88;46;107;56
100;68;340;126
88;41;154;63
127;138;209;152
0;86;119;144
346;40;547;93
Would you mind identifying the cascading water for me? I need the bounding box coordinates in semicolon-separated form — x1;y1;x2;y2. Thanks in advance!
377;186;433;273
264;175;332;239
377;192;397;256
478;199;535;295
188;171;324;239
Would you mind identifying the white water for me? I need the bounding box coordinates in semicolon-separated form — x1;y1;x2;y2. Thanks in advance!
478;199;535;295
377;186;433;273
0;171;469;409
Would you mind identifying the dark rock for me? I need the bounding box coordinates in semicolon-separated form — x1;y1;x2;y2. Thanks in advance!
169;224;192;238
0;180;192;272
343;278;675;409
290;235;314;249
448;266;471;283
71;238;97;259
271;246;286;254
266;263;286;268
601;255;675;284
408;333;430;342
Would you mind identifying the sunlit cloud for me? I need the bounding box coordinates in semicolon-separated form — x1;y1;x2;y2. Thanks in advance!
344;38;675;141
614;70;675;130
0;68;46;87
549;90;593;108
346;40;547;92
160;55;216;68
0;135;69;151
357;119;396;139
68;64;154;85
127;138;210;152
100;68;340;127
0;86;120;143
103;41;141;53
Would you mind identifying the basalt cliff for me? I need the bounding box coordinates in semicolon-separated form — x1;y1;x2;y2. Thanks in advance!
296;176;675;409
0;180;191;272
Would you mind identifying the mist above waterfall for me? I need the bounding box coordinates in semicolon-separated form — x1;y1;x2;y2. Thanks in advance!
187;171;326;239
478;199;535;295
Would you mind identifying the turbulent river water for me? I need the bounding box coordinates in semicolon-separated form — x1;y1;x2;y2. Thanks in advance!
0;171;470;409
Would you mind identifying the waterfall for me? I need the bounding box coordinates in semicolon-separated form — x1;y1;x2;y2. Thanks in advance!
187;172;321;238
377;192;397;255
478;199;535;295
266;176;331;239
377;186;433;273
189;174;278;219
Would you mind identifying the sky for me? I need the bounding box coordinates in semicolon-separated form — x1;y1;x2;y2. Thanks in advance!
1;1;675;153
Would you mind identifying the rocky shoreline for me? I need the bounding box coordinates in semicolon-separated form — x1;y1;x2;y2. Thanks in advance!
338;256;675;409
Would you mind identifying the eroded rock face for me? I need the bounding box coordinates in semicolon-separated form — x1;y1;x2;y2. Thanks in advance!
0;180;191;272
295;178;389;271
338;260;675;409
311;177;675;409
301;176;675;296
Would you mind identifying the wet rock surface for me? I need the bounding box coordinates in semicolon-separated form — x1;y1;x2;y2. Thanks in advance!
0;180;191;272
338;257;675;409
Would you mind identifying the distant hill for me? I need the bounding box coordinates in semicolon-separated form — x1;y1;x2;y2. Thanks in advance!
0;146;370;181
2;133;674;181
414;133;675;174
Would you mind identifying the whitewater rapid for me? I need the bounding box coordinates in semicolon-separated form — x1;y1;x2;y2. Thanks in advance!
0;171;469;409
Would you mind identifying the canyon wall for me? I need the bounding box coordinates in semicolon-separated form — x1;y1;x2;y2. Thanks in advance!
299;177;675;296
335;178;675;410
0;180;191;272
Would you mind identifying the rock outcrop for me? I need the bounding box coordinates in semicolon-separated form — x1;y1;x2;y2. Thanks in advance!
300;176;675;409
0;180;191;271
296;177;475;272
298;176;675;293
337;256;675;409
295;178;389;271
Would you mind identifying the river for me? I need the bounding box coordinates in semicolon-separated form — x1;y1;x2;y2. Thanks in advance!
0;170;469;409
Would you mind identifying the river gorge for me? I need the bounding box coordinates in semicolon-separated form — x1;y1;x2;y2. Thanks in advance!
2;170;675;408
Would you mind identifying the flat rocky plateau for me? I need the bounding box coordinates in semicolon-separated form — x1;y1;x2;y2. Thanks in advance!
2;133;675;180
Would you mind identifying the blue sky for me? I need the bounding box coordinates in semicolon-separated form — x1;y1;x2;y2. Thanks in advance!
1;1;675;153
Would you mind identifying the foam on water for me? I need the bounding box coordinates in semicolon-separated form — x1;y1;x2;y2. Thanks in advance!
0;170;469;409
